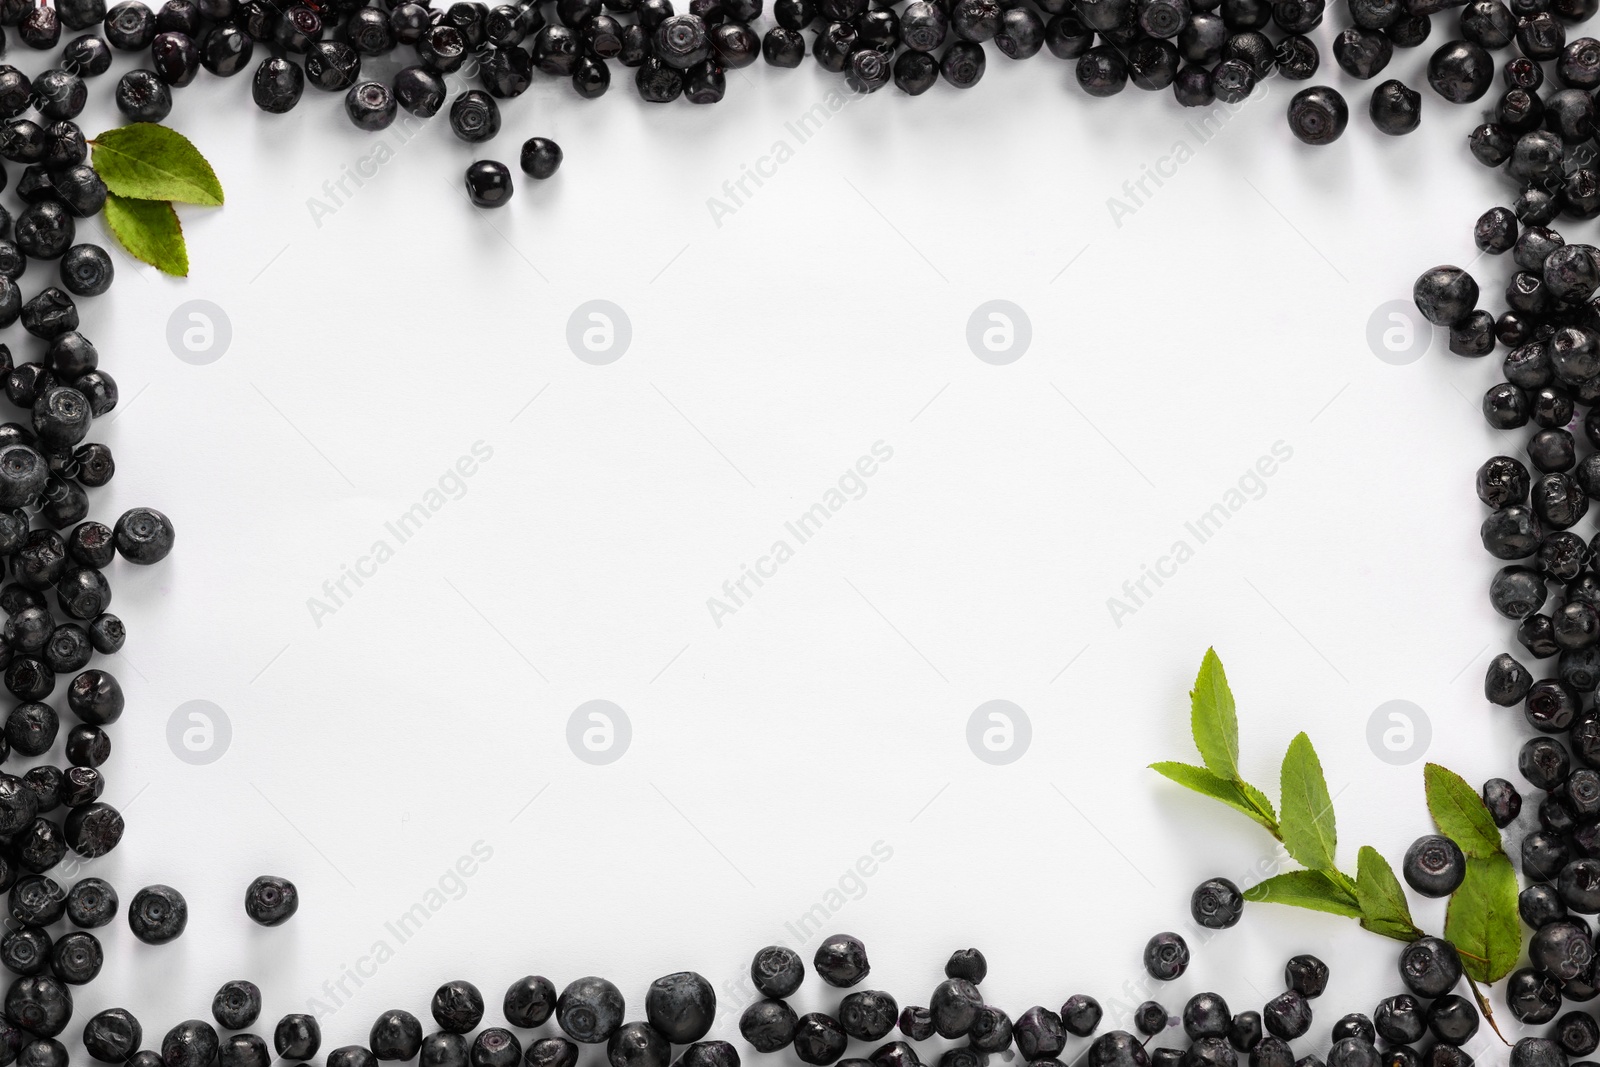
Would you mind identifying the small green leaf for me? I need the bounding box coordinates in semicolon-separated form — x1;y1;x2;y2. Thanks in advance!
103;193;187;277
1280;732;1338;873
90;123;223;207
1149;762;1276;832
1191;647;1240;782
1240;780;1278;826
1356;846;1421;941
1425;763;1504;860
1243;870;1361;919
1445;852;1521;984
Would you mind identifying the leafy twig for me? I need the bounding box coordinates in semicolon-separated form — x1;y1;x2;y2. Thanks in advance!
1149;650;1519;1038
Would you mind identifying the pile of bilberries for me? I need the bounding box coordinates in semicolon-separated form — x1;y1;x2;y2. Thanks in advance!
230;928;1564;1067
1410;13;1600;1062
0;0;1581;207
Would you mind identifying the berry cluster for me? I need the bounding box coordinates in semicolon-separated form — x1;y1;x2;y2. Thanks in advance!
1408;0;1600;1045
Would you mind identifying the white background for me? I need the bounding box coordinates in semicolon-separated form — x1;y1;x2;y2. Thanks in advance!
29;18;1549;1067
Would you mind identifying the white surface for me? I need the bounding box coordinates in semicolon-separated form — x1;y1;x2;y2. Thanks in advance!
36;21;1540;1066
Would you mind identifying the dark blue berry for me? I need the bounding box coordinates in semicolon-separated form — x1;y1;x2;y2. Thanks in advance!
128;884;186;944
1143;932;1190;981
557;978;623;1043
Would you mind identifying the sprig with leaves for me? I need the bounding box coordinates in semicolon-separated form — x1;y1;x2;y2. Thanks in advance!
1151;650;1520;1038
87;123;224;277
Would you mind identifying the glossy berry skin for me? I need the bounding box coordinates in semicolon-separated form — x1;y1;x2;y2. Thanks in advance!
66;669;122;725
252;56;304;112
968;1006;1013;1054
1530;918;1594;981
1374;997;1425;1046
200;24;252;75
1514;1039;1570;1067
7;977;71;1038
1227;1011;1262;1054
741;1000;798;1052
114;69;171;121
1370;79;1420;133
1428;39;1493;101
1014;1006;1066;1059
41;627;89;675
1143;932;1190;980
815;934;870;987
930;979;981;1037
34;73;85;121
63;35;112;75
792;1014;847;1066
645;972;715;1044
421;1031;469;1067
1556;1011;1599;1056
1077;45;1127;94
218;1035;270;1067
450;90;501;142
519;137;561;179
565;46;605;92
1476;207;1519;255
113;507;174;564
1134;1001;1169;1037
1061;995;1102;1037
939;40;984;86
16;204;74;261
210;981;261;1031
504;977;556;1029
1262;993;1311;1040
524;1039;578;1067
463;161;513;208
10;875;65;926
556;978;622;1043
393;66;446;116
1275;35;1319;77
656;13;710;65
1088;1031;1149;1067
898;1007;934;1042
1415;267;1479;327
1398;937;1463;997
1483;777;1522;825
48;931;99;984
1183;994;1230;1040
751;946;804;998
241;874;296;926
1191;877;1244;928
328;1048;378;1067
472;1029;521;1067
1403;835;1466;896
86;612;121;653
128;884;187;944
372;1011;424;1061
65;877;115;927
84;1008;141;1063
1425;997;1477;1046
764;27;806;65
1;927;51;976
344;81;396;130
275;1016;321;1061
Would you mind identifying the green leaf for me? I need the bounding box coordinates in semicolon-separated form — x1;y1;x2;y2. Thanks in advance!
1243;870;1361;919
1356;846;1421;941
1280;732;1338;872
1149;762;1276;832
1240;780;1278;826
1191;647;1240;782
1445;852;1521;984
90;123;223;207
102;194;187;277
1425;763;1504;860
